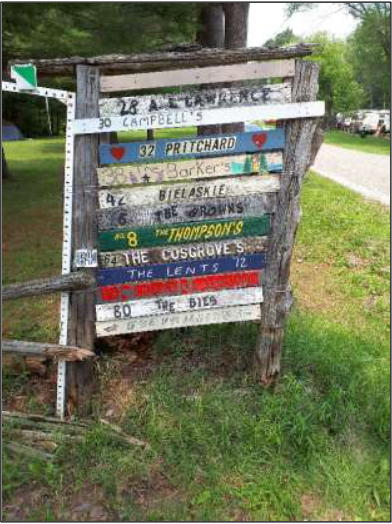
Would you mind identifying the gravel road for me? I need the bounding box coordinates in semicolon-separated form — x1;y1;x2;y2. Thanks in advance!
312;143;390;206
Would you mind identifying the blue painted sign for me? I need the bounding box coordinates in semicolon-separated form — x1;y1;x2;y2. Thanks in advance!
97;253;266;286
99;129;285;164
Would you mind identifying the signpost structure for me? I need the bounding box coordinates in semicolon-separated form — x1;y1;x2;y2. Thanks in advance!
7;44;324;415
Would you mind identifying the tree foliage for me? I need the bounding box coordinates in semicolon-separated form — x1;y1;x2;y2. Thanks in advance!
348;7;390;108
3;3;200;63
307;33;365;116
2;3;200;137
264;29;299;48
264;29;364;116
285;2;390;110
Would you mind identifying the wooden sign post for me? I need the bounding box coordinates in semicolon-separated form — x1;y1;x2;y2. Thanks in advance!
9;45;323;416
66;65;100;414
256;60;321;385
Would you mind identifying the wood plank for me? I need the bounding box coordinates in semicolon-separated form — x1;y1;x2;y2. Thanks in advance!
100;60;295;92
98;269;261;302
2;340;95;362
98;175;280;208
96;287;263;321
10;44;317;76
99;83;291;117
97;252;266;286
96;304;261;336
97;194;276;230
99;236;268;268
3;272;95;301
97;152;282;187
99;129;285;164
73;101;325;134
99;215;270;251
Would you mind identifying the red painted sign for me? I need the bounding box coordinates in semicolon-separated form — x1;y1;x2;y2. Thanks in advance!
98;269;261;302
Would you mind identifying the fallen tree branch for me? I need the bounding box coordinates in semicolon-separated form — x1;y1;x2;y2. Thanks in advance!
2;340;95;361
5;442;53;460
3;271;95;300
3;412;151;455
100;418;151;449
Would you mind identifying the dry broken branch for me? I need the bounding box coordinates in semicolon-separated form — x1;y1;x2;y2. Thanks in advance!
2;340;95;361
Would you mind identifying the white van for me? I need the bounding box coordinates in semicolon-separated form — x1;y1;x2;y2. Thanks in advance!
359;112;381;134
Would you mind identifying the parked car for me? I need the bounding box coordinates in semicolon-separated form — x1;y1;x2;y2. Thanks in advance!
359;111;381;135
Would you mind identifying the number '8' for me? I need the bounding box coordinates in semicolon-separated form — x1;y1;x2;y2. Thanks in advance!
127;231;138;247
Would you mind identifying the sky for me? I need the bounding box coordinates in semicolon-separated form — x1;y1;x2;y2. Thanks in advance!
248;3;360;46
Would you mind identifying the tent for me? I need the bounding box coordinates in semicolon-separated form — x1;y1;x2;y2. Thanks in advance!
2;121;25;141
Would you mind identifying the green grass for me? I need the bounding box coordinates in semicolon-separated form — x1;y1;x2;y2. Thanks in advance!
325;129;390;155
2;137;390;521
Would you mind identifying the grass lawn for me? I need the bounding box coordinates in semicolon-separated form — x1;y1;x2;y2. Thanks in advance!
325;129;390;155
2;137;390;521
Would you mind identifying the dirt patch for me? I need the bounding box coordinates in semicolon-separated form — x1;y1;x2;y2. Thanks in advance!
300;492;349;521
3;361;57;414
290;257;345;314
345;253;369;270
322;508;346;521
62;485;113;521
120;458;184;515
300;492;322;518
2;485;48;521
3;481;117;521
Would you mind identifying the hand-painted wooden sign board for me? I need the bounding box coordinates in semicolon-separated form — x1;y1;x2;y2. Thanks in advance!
97;152;282;187
100;60;295;92
99;175;280;208
96;287;263;321
73;101;325;135
98;269;261;302
96;303;261;336
97;253;266;286
99;129;284;164
99;215;270;251
99;83;291;117
97;194;276;230
99;236;268;268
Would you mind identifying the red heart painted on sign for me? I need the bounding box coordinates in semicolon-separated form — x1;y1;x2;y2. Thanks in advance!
252;133;268;149
111;147;125;160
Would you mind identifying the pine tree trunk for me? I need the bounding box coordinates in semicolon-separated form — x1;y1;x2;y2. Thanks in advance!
197;3;225;136
221;2;249;134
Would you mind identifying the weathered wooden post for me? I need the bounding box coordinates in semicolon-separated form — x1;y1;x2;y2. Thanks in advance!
255;60;320;385
66;65;100;414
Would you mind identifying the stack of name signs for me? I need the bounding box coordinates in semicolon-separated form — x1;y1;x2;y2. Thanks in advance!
90;61;324;337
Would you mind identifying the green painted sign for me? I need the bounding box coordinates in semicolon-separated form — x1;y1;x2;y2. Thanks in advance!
99;215;270;252
11;64;38;90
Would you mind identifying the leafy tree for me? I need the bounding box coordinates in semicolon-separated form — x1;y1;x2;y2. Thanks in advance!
285;2;390;109
348;10;390;108
286;2;390;60
2;3;200;136
264;28;299;48
306;33;364;117
2;3;200;63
